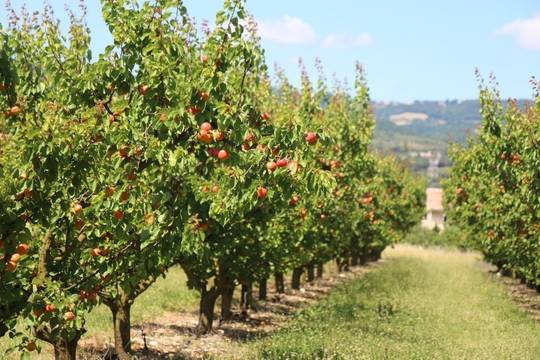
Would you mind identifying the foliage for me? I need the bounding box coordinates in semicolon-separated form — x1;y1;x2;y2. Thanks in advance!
0;1;425;358
444;75;540;287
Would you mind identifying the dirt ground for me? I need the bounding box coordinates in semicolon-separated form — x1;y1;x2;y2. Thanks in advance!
78;261;382;359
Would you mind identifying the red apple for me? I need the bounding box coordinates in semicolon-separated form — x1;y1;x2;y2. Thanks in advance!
200;122;213;131
6;261;16;272
260;113;270;120
218;149;229;160
289;195;300;207
242;142;250;152
16;243;29;255
139;84;149;95
266;161;277;172
63;311;75;321
305;132;318;145
114;210;124;221
200;55;209;63
72;203;83;215
276;158;288;168
197;130;213;144
44;304;56;313
9;105;21;116
10;253;21;263
211;185;219;193
26;341;37;352
207;147;219;157
257;187;268;199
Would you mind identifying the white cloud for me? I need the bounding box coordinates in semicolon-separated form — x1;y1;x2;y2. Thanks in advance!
496;14;540;50
322;33;374;49
258;15;316;45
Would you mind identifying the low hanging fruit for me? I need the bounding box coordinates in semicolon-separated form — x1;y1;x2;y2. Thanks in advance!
276;158;288;167
16;243;29;255
63;311;76;321
200;122;213;131
305;132;318;145
266;161;277;172
257;187;268;199
72;203;83;215
8;105;21;116
139;84;149;95
197;130;213;144
114;210;125;221
218;149;229;160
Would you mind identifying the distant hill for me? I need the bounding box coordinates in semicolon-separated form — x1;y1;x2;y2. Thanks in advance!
371;99;531;186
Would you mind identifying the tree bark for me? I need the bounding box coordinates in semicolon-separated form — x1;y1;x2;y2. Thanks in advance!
220;282;235;322
291;267;303;290
316;263;324;278
240;282;255;316
197;285;219;334
258;278;267;301
274;272;285;294
53;337;80;360
350;253;359;266
109;295;132;360
307;263;315;283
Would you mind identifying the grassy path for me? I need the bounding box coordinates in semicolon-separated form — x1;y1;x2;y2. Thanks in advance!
249;245;540;359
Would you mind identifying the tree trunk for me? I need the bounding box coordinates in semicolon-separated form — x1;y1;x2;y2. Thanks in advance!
307;263;315;283
110;296;132;360
316;263;323;278
220;283;235;322
240;282;255;316
197;285;219;334
259;278;267;301
275;272;285;294
350;253;359;266
291;267;303;290
53;337;80;360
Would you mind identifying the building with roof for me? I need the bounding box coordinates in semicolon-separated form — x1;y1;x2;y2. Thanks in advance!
421;188;445;231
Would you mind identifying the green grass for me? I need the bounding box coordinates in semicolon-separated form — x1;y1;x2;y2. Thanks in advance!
0;267;199;358
247;245;540;359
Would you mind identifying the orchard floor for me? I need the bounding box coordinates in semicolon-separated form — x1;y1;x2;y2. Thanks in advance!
4;245;540;359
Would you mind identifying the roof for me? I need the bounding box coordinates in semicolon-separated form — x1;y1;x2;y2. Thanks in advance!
426;188;444;211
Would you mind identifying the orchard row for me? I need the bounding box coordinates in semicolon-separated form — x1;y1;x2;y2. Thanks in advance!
445;76;540;290
0;1;425;359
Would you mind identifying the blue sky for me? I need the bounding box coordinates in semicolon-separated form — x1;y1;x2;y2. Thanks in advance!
3;1;540;101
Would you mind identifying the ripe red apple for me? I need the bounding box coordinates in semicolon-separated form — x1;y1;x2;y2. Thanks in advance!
289;195;300;207
200;92;210;102
90;248;101;257
200;122;213;131
201;185;210;193
257;187;268;199
6;260;17;272
72;203;83;215
276;158;288;168
299;208;308;219
217;149;229;160
266;161;277;172
64;311;75;321
211;185;219;193
242;142;251;152
44;304;56;313
260;113;270;120
201;54;209;63
207;147;219;157
139;84;149;95
26;341;37;352
197;130;213;144
16;243;29;255
9;105;21;116
305;132;318;145
10;253;21;263
127;172;137;181
114;210;125;221
108;114;116;124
